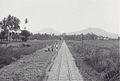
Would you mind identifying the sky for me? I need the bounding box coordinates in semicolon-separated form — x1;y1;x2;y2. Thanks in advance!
0;0;119;34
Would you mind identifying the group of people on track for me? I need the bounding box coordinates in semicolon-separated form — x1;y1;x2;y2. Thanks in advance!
45;42;58;52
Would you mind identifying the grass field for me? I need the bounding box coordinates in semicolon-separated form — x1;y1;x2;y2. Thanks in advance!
66;40;120;81
0;40;62;81
0;40;58;69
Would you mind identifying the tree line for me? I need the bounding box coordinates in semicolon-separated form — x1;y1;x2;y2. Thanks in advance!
29;33;62;40
30;33;110;41
0;15;31;42
63;33;99;40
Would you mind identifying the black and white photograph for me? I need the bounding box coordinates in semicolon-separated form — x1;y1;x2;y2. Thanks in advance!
0;0;119;81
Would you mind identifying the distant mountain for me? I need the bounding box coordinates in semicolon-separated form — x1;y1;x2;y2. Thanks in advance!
37;28;61;35
68;28;118;38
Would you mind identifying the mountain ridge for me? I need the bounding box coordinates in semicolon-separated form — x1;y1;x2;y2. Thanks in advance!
35;27;118;38
68;28;118;38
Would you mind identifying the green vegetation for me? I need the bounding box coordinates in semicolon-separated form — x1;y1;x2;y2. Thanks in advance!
66;40;120;81
21;30;31;41
0;14;32;42
29;33;62;40
0;40;57;69
63;33;115;40
0;15;20;41
0;40;62;81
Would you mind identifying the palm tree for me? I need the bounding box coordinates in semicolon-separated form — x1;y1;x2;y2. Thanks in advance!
1;14;21;41
24;18;28;30
25;18;28;24
13;16;20;31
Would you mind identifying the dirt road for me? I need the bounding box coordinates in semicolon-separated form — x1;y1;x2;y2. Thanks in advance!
47;41;83;81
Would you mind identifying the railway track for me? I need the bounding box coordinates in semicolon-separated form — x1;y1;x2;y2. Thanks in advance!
47;41;83;81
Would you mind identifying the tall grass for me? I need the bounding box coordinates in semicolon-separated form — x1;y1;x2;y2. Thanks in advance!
67;40;120;81
0;40;56;69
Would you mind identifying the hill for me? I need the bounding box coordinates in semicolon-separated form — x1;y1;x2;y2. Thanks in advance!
68;28;118;38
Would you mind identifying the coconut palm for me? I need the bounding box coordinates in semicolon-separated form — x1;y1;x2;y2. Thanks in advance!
25;18;28;24
1;14;21;41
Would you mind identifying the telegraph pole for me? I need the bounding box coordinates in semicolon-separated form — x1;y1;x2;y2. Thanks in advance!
81;33;84;48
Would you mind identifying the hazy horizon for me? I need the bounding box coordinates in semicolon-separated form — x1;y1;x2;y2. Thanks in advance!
0;0;119;34
33;27;119;34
